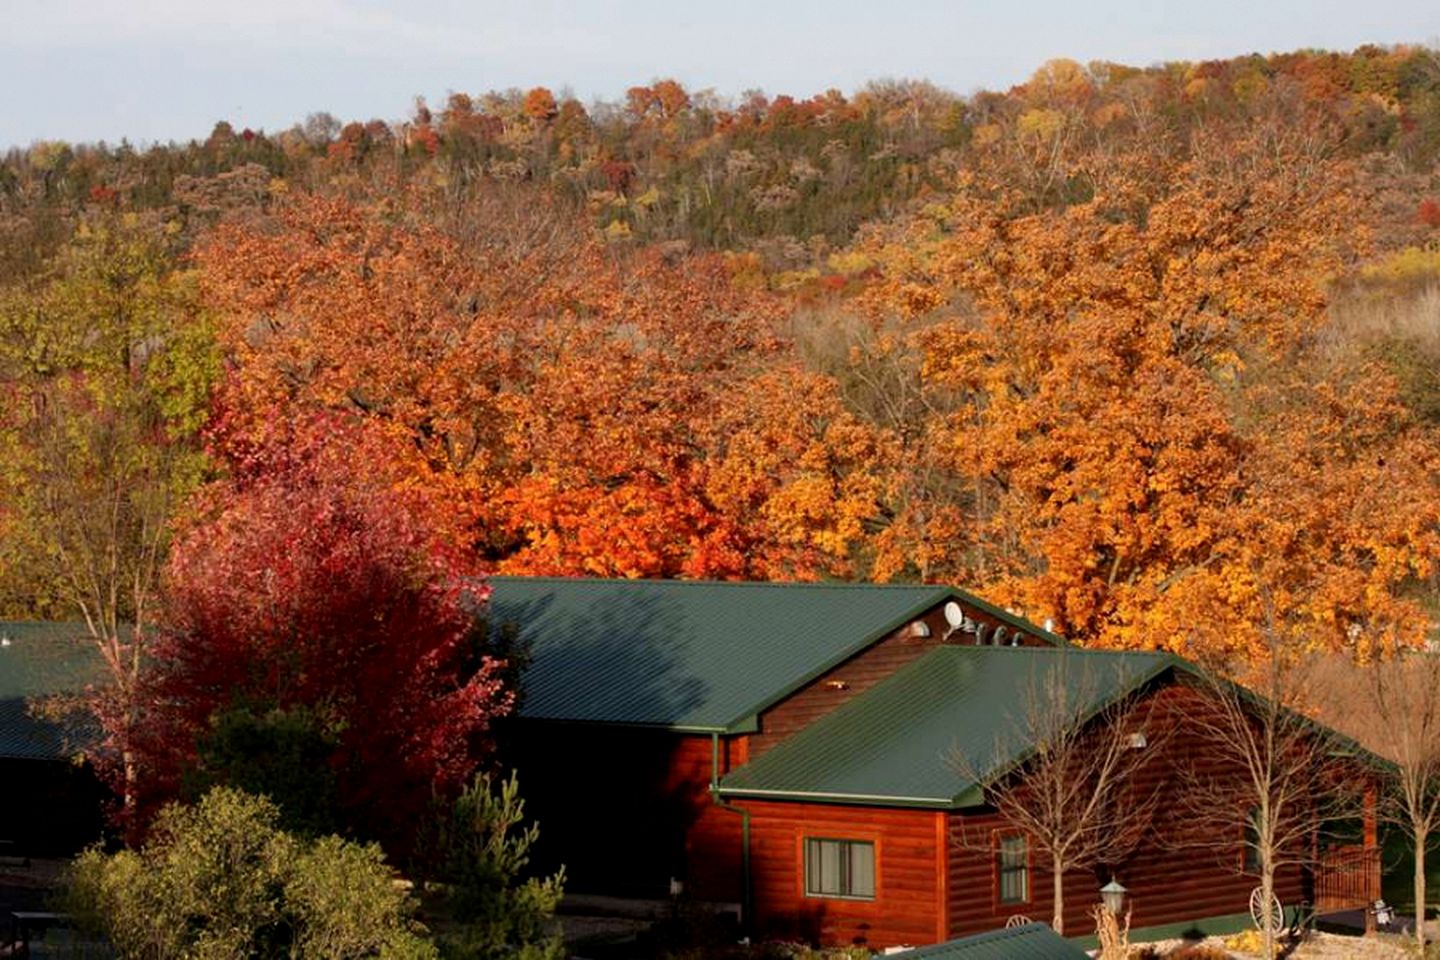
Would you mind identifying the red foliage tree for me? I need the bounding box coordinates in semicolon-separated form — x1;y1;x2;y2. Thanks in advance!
134;417;512;850
1420;197;1440;228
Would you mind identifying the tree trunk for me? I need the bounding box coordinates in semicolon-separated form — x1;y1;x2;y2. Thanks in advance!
1261;866;1276;959
122;749;135;810
1052;853;1065;934
1416;827;1428;951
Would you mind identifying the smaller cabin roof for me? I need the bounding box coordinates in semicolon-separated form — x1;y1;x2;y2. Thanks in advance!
888;923;1088;959
0;622;105;760
491;576;1061;733
718;645;1178;808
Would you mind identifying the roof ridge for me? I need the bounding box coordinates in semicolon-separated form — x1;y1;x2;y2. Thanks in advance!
487;575;949;591
485;576;1069;646
947;645;1172;659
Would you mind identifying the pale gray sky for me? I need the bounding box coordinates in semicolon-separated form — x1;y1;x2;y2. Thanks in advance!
1;0;1436;148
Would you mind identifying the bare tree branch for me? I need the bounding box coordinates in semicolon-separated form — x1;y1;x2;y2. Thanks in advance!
951;652;1165;934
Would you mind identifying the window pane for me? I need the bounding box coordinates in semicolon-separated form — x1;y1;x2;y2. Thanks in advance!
819;840;842;894
848;841;875;898
804;838;874;899
999;836;1027;904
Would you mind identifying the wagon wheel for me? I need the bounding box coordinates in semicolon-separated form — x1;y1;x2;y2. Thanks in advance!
1005;914;1033;928
1250;886;1284;933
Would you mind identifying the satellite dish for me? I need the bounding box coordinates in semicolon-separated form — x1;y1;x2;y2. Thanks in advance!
942;601;964;639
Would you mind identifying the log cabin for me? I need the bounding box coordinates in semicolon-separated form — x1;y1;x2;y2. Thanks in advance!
491;576;1060;907
494;577;1384;952
2;580;1383;951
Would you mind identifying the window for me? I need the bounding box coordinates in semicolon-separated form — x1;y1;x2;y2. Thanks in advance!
804;838;875;899
1244;806;1261;873
997;835;1028;904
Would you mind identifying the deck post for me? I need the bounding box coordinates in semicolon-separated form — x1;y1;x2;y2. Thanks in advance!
1364;781;1378;936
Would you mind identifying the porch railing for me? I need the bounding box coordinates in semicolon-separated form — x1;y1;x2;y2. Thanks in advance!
1314;844;1381;912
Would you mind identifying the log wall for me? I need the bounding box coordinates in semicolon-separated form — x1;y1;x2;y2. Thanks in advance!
737;799;945;949
945;682;1309;939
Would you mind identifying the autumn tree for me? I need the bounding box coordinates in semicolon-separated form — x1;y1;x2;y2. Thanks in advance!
522;87;559;122
0;214;214;819
855;128;1440;657
198;191;882;581
951;653;1162;934
138;417;513;851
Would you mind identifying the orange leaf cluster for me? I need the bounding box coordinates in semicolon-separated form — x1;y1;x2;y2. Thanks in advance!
199;192;881;581
857;136;1440;657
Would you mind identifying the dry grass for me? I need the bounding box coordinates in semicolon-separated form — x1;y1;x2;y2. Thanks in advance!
1133;930;1415;959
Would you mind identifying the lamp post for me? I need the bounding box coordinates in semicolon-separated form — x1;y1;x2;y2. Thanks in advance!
1100;879;1128;916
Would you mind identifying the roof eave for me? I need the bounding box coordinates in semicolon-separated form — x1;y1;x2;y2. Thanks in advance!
715;786;955;809
513;714;736;735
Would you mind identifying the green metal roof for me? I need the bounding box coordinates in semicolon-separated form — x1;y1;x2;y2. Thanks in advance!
0;622;105;760
718;645;1178;807
889;923;1089;959
490;577;1061;732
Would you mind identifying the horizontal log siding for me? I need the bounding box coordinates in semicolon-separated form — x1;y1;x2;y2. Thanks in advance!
752;606;1047;759
737;799;941;950
946;683;1307;938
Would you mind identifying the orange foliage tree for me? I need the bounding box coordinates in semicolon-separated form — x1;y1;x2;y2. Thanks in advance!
857;134;1440;656
199;190;881;580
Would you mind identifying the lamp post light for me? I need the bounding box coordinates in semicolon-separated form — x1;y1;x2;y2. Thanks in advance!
1100;879;1128;916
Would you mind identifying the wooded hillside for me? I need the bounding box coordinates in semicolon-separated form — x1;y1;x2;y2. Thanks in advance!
4;44;1440;659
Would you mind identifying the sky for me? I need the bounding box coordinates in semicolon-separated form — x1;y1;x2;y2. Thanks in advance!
1;0;1437;148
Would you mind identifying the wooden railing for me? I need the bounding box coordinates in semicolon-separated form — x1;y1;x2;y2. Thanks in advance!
1315;844;1381;911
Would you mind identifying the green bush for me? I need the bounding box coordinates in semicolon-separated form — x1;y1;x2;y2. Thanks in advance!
185;705;343;838
66;787;436;959
421;771;565;960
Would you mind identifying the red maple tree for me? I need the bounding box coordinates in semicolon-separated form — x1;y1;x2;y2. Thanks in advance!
131;416;513;849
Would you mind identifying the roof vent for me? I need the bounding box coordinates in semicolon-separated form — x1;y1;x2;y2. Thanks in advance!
0;634;11;648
